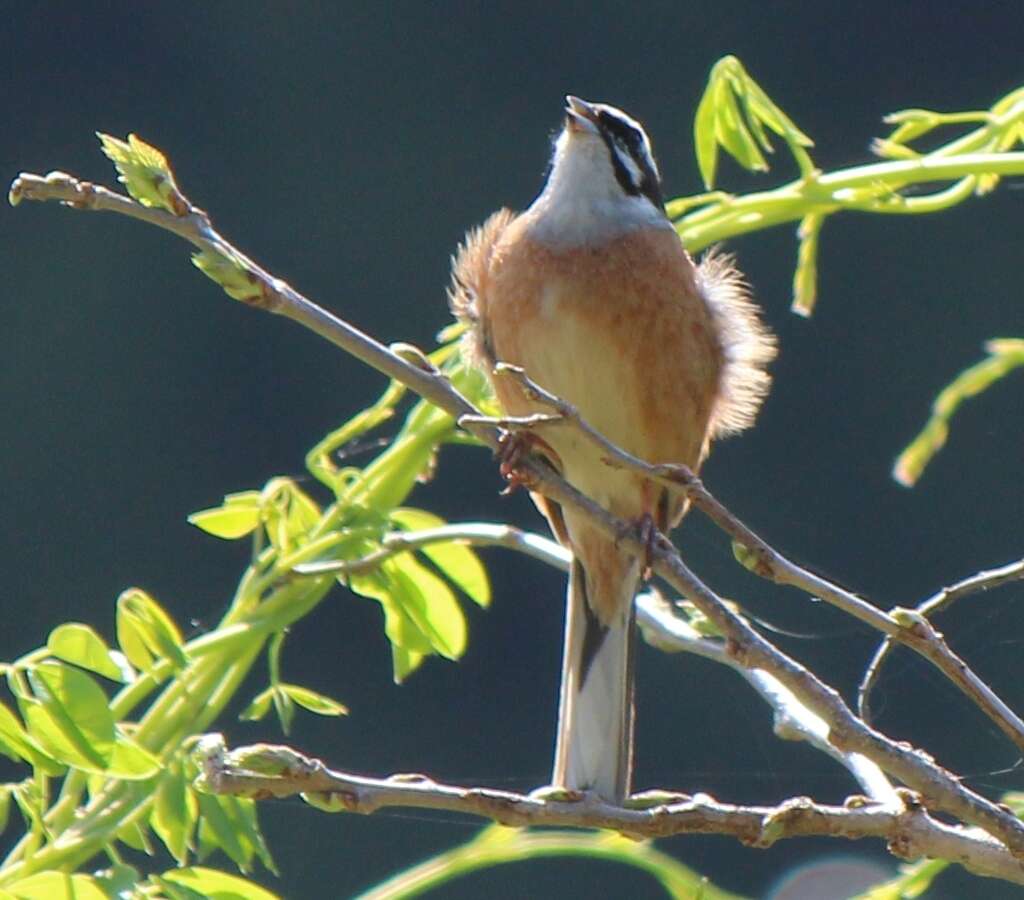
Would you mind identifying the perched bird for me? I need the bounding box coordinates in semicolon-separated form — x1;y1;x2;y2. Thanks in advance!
450;96;775;803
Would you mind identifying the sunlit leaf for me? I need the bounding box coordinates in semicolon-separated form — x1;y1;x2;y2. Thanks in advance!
116;588;188;672
192;247;261;302
97;132;189;215
106;730;161;779
47;623;124;681
390;508;491;607
188;492;262;539
278;684;348;717
158;866;281;900
153;763;197;865
238;688;274;723
5;871;109;900
894;338;1024;486
390;554;466;659
0;700;61;771
23;662;114;771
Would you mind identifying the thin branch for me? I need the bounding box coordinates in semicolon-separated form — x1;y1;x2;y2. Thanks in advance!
298;522;896;801
484;364;1024;757
860;557;1024;723
197;737;1024;884
635;591;898;805
13;167;1024;857
294;523;570;576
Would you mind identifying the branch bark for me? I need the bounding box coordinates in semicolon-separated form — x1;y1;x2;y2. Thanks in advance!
197;736;1024;885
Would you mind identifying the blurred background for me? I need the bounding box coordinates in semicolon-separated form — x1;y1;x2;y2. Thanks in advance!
4;3;1023;897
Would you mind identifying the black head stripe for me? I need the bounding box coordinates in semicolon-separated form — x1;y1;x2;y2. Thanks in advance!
594;108;664;210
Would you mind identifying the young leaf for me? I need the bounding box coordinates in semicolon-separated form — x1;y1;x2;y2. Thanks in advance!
116;589;189;672
106;731;161;779
188;491;262;539
192;247;262;302
0;700;62;771
389;553;467;660
390;644;425;684
278;684;348;716
4;871;110;900
47;623;125;682
390;507;491;607
24;661;114;771
153;763;198;865
693;55;814;189
239;687;275;723
197;792;249;870
894;338;1024;486
97;132;189;216
157;867;281;900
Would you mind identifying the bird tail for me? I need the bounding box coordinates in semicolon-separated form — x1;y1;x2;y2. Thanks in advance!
552;553;638;804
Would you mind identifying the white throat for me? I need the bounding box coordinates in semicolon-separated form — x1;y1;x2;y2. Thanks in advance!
525;130;669;247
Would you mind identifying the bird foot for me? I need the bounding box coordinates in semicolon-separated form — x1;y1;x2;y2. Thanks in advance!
496;430;557;495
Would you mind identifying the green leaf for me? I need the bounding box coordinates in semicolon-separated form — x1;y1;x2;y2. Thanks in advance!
106;730;162;779
188;492;262;539
23;661;114;771
278;684;348;716
97;132;189;215
153;763;197;865
693;55;814;188
238;688;274;723
261;478;320;551
390;508;491;607
271;686;294;736
47;623;125;682
196;792;274;875
192;248;262;302
116;820;154;854
158;867;281;900
197;793;249;870
5;872;109;900
348;566;434;655
894;338;1024;486
116;588;189;672
390;644;425;684
0;700;62;772
791;213;824;317
390;554;467;660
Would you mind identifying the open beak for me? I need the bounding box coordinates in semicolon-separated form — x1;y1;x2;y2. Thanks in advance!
565;95;600;134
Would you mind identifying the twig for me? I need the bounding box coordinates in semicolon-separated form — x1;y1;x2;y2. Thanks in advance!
197;736;1024;884
298;522;896;801
487;364;1024;756
294;523;569;576
635;591;898;804
860;557;1024;723
13;167;1024;856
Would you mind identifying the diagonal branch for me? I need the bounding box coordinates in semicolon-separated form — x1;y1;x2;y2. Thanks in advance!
12;167;1024;856
482;364;1024;756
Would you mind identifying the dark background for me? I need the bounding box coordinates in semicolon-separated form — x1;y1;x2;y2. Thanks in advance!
4;4;1024;898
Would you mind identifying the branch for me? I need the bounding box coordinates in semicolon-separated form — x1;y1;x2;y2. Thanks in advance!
197;737;1024;885
635;591;898;804
482;364;1024;757
13;163;1024;857
860;557;1024;722
300;523;895;801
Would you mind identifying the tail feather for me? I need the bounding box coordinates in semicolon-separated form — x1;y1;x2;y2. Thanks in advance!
553;556;638;803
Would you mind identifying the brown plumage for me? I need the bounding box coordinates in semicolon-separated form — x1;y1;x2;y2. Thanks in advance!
450;97;775;802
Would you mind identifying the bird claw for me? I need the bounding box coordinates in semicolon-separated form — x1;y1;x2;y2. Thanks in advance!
496;430;541;494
